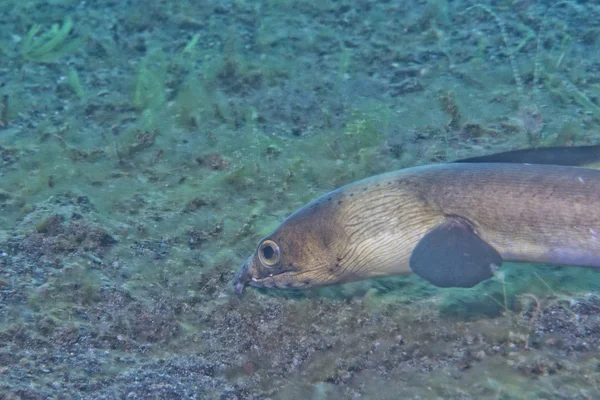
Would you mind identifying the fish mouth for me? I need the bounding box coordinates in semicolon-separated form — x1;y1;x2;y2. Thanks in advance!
232;260;304;293
233;256;311;293
248;270;318;291
248;272;293;289
232;256;287;294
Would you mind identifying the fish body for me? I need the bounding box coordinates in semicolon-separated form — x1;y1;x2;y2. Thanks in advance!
233;148;600;293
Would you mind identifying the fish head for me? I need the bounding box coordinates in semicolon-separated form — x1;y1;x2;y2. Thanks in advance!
233;193;345;294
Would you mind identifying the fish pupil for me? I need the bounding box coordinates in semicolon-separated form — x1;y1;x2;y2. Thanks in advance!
263;245;275;259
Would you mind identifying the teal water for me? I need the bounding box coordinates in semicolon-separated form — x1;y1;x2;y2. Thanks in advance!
0;0;599;398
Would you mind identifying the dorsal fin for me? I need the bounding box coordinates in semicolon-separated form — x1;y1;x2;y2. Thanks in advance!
454;145;600;167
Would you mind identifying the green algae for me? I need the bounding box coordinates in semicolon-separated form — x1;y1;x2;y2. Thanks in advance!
66;67;86;99
20;16;82;62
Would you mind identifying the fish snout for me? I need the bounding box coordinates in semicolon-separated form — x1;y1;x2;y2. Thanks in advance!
232;256;254;295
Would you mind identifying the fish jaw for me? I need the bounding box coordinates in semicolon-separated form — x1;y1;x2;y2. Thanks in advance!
233;255;286;294
233;255;307;293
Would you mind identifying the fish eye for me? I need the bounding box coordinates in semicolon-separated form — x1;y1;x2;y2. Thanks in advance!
259;240;280;267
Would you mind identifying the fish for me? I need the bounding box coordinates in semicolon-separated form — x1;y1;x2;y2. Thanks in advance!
233;145;600;294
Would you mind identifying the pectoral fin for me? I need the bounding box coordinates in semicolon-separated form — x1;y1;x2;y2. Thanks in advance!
409;217;502;288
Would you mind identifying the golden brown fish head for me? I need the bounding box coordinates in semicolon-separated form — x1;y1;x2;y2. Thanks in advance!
233;193;345;294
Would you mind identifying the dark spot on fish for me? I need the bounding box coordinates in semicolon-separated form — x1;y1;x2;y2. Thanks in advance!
329;260;342;273
284;282;295;288
387;181;392;185
337;200;342;205
328;197;332;201
350;193;354;197
303;279;311;285
363;187;368;191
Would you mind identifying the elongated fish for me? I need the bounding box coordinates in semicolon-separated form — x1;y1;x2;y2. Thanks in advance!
233;146;600;293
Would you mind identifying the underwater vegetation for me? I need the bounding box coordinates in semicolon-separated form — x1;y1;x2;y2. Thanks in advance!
20;16;82;62
463;2;600;145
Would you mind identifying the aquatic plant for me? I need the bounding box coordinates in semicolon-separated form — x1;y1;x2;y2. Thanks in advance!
181;33;201;54
0;94;8;128
133;57;166;112
20;16;82;62
466;2;600;127
464;4;524;97
66;67;86;99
